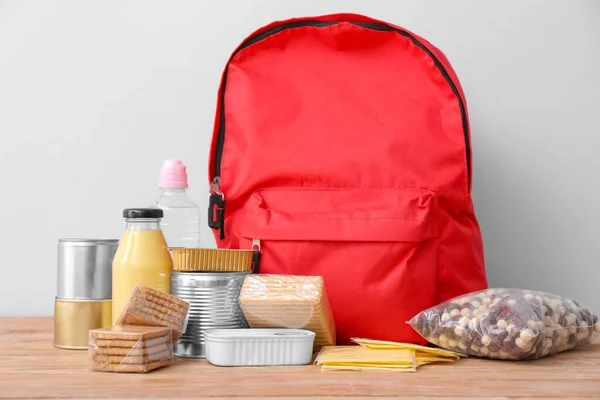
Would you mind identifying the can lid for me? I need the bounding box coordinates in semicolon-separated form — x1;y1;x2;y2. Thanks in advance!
123;208;163;219
58;238;119;245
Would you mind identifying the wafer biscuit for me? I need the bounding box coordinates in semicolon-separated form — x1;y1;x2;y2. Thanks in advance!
90;350;172;364
90;325;171;341
115;286;189;342
171;248;254;272
92;336;169;349
88;325;174;373
90;358;172;373
89;343;169;357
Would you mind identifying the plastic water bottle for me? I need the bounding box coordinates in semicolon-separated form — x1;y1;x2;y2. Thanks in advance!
151;160;202;248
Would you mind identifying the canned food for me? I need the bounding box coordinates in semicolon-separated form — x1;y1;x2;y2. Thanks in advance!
57;239;118;300
172;271;250;358
53;298;112;350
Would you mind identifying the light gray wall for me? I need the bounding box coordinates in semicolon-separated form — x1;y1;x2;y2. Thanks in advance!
1;0;598;317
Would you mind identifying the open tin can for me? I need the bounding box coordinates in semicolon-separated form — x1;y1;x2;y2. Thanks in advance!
172;270;250;358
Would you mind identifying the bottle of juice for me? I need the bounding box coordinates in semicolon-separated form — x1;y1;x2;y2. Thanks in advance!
111;208;173;324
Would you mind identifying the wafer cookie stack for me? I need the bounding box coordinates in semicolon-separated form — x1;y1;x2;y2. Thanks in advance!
88;325;173;373
115;285;190;343
239;275;336;350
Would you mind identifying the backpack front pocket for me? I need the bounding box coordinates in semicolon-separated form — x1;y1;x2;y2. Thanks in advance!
239;187;440;344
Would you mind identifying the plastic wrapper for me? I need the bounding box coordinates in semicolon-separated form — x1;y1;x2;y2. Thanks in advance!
239;275;336;349
409;288;600;360
115;285;190;344
88;325;173;373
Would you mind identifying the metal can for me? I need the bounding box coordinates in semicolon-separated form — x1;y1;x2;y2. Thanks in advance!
57;238;118;300
172;271;250;358
53;299;112;349
54;238;118;350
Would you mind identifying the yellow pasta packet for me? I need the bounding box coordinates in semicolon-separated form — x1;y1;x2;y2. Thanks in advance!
316;346;416;365
317;341;462;372
351;337;463;359
325;362;415;368
416;356;457;366
321;364;417;372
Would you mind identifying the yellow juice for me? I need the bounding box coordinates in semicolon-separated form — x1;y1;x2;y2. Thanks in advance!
111;229;173;324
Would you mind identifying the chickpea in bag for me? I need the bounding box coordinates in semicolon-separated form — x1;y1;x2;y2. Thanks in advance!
409;288;600;360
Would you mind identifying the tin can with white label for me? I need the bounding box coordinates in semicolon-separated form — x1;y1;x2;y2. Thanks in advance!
53;238;118;350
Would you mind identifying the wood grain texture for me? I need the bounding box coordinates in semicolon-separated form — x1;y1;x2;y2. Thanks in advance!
1;317;599;399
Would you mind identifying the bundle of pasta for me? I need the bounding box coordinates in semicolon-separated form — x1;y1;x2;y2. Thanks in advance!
239;275;336;350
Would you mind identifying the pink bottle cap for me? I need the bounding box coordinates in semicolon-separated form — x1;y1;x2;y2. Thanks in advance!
159;159;188;189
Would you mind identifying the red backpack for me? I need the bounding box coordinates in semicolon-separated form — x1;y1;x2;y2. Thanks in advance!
207;13;488;344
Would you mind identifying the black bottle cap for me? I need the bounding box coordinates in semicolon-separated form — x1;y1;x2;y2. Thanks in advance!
122;208;163;219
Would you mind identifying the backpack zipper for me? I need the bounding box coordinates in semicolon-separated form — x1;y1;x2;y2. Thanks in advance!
212;21;336;183
251;239;261;273
209;20;471;238
208;176;226;240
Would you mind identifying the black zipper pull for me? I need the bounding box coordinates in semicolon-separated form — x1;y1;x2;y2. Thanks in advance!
251;239;261;274
208;177;226;240
251;251;261;274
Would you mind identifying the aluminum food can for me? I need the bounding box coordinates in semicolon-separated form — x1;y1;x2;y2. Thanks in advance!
53;298;112;350
57;238;118;300
172;271;250;358
54;238;117;350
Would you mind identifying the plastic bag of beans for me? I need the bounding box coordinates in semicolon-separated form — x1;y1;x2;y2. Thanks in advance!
409;288;600;360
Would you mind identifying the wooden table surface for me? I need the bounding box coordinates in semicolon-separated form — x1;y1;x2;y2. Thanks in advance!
1;318;599;399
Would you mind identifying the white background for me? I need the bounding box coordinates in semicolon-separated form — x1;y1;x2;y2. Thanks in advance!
1;0;599;317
